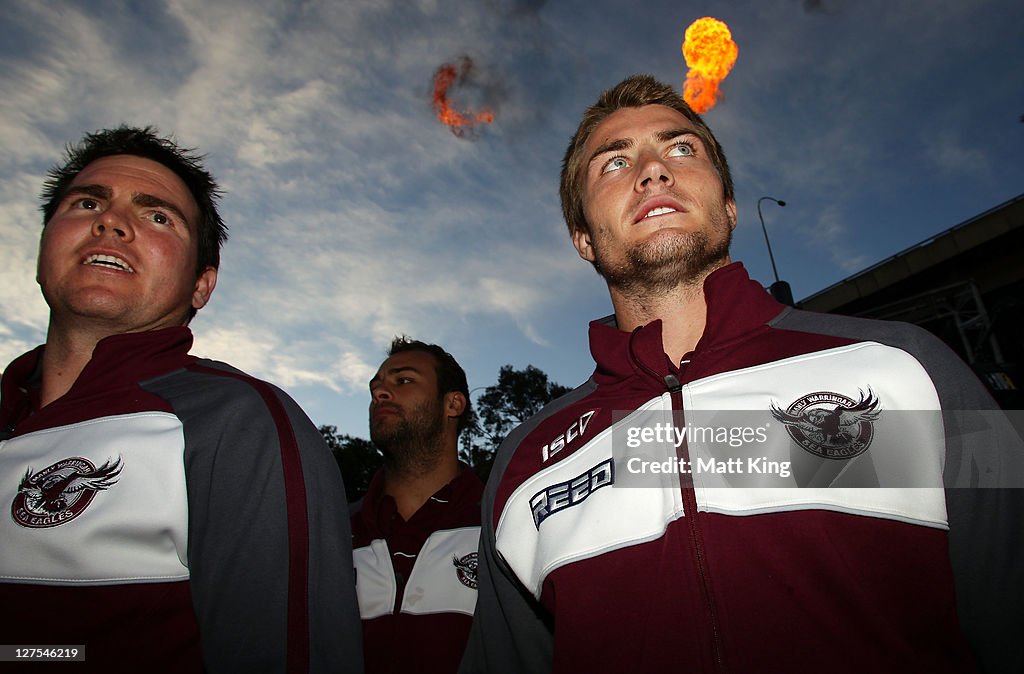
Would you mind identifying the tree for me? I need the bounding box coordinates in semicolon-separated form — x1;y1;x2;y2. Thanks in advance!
319;425;382;503
461;365;572;481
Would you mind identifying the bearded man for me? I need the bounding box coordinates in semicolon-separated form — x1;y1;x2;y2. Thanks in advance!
351;337;483;674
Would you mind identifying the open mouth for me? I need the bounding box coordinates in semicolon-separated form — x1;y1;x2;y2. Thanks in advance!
83;254;134;273
642;206;678;219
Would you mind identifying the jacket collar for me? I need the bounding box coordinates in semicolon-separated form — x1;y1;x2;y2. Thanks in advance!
360;463;483;536
588;262;784;385
0;327;195;433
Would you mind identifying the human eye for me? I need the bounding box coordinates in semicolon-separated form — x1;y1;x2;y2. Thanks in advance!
72;197;100;211
601;156;629;174
667;141;695;157
145;210;174;226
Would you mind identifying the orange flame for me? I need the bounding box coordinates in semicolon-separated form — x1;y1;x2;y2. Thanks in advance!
432;57;495;137
682;17;738;113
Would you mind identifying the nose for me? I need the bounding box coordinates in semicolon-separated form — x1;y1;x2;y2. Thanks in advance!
371;385;393;403
91;207;135;242
636;153;674;191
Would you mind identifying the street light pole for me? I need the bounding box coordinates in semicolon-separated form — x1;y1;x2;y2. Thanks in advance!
757;196;794;305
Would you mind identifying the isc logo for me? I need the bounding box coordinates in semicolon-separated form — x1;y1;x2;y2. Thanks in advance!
541;410;596;462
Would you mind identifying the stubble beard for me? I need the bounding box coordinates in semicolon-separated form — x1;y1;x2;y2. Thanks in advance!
592;204;733;297
371;397;446;477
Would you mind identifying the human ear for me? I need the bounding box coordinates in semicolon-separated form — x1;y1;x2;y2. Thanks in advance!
572;227;596;263
191;266;218;311
445;391;467;420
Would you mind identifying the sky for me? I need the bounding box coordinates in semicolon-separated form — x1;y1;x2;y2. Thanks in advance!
2;0;1022;438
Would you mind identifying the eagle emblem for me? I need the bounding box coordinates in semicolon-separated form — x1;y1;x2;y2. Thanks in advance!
453;552;478;589
771;389;880;460
12;457;123;528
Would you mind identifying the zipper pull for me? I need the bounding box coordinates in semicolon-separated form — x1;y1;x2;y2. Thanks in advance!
665;356;692;392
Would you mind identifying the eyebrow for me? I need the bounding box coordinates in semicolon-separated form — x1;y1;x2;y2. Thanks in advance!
587;128;701;165
62;184;192;226
588;138;633;164
133;193;191;226
62;184;111;201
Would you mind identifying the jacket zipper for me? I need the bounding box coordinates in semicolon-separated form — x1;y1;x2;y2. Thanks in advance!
666;369;725;671
393;567;405;614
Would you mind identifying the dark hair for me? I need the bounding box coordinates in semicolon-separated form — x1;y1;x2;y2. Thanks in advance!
559;74;734;237
388;336;472;435
40;125;228;285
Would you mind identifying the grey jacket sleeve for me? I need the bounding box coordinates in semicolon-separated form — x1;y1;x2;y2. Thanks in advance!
918;332;1024;674
150;362;363;673
460;487;552;671
460;383;597;674
459;440;553;674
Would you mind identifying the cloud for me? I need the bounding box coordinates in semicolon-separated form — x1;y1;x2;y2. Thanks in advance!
0;172;52;334
797;205;868;273
192;325;377;393
196;189;576;395
922;131;991;178
6;0;1020;435
0;0;584;400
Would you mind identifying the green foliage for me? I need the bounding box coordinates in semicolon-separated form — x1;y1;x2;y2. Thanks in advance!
319;425;382;503
461;365;571;481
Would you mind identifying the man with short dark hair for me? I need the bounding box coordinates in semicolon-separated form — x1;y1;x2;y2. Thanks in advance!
353;337;483;674
0;126;362;672
463;75;1022;673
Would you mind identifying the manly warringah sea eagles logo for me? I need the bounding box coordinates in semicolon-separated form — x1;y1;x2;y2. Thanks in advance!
453;552;478;589
12;457;123;528
770;389;881;460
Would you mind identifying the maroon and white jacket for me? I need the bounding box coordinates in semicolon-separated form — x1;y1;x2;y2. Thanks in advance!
462;263;1022;674
352;466;483;674
0;327;362;673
